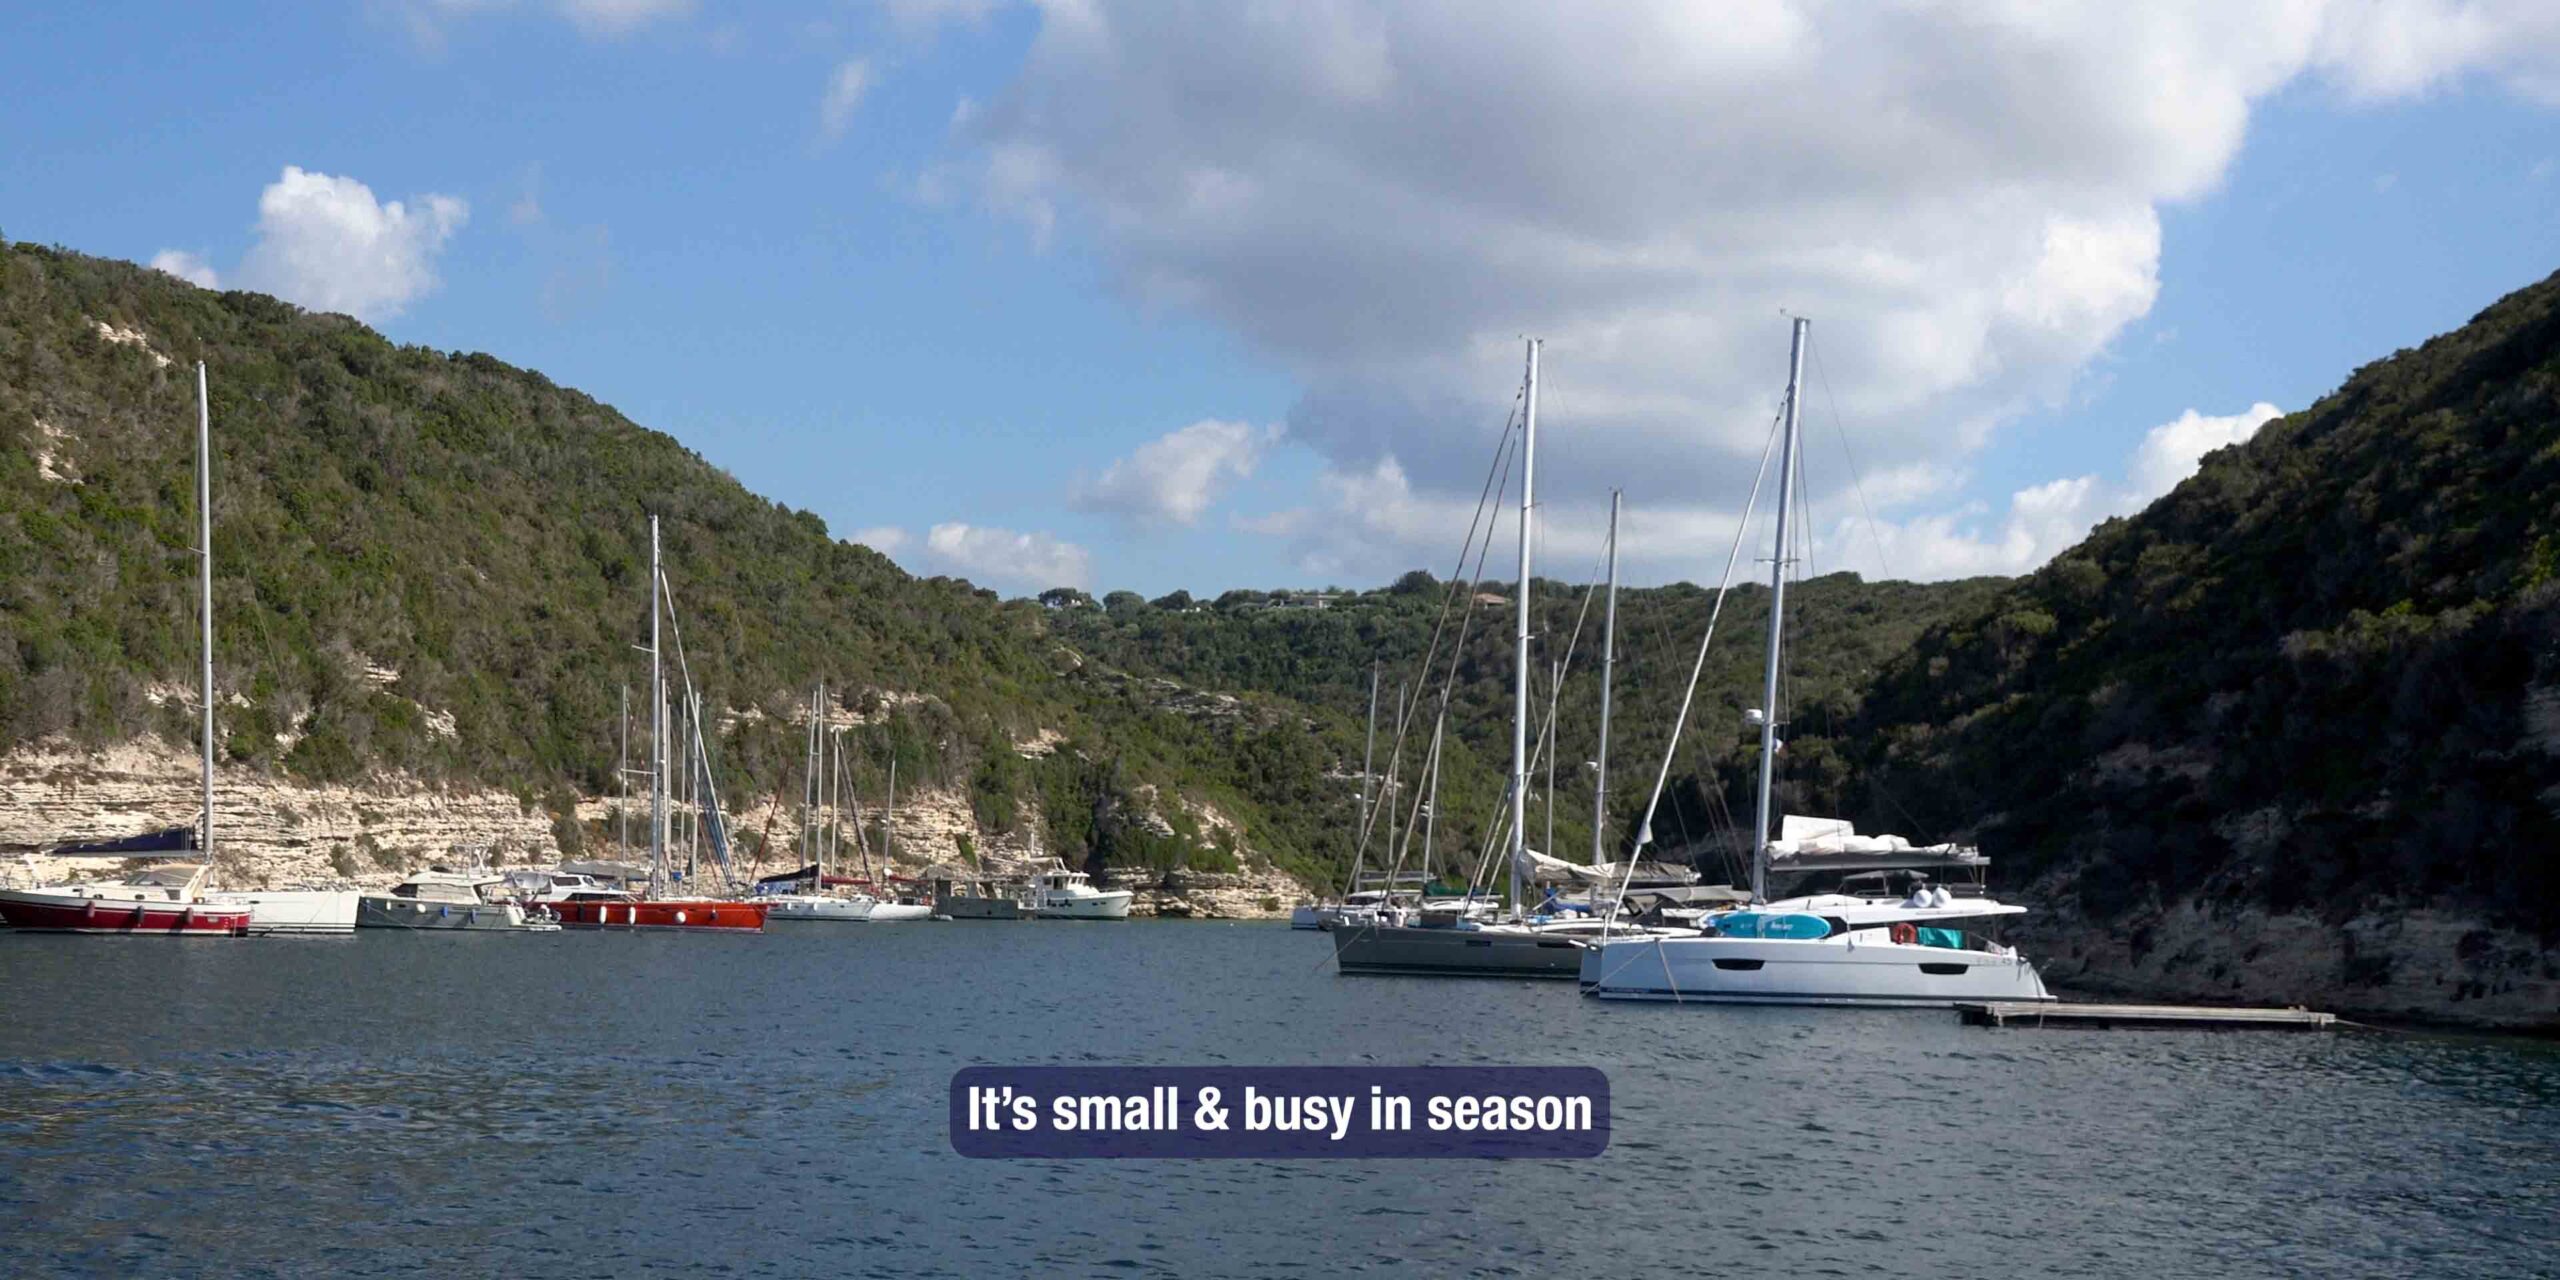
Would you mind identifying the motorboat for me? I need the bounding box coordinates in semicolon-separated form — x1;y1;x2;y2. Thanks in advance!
360;866;555;931
1029;863;1133;920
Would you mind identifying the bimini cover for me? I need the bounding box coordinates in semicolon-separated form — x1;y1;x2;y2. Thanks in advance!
1713;911;1831;940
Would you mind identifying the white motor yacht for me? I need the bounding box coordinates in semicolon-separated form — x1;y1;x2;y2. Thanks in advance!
1029;863;1133;920
360;866;555;931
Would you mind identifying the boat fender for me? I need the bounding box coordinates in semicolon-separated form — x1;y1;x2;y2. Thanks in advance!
1889;921;1918;946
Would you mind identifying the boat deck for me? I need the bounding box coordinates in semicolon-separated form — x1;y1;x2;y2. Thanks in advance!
1957;1001;2339;1030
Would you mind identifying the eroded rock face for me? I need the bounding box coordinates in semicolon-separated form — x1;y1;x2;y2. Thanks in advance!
2;738;1312;918
2017;893;2559;1031
0;738;553;889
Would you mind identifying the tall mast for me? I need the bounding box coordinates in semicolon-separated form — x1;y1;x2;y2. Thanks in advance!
650;515;666;895
685;689;701;884
1509;338;1539;917
617;684;630;855
886;758;899;873
1592;490;1619;866
1751;318;1809;904
195;362;215;866
1357;662;1378;868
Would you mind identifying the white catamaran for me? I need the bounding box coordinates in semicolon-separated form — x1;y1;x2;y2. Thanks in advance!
1578;318;2054;1007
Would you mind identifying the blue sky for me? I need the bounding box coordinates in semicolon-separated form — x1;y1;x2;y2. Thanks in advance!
4;2;2554;596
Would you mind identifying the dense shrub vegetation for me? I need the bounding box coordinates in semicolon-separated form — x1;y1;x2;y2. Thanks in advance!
10;241;2551;936
0;244;1364;885
1841;270;2560;936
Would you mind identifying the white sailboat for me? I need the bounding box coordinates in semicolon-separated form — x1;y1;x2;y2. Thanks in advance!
1333;341;1679;978
863;759;934;921
762;683;874;921
1579;318;2054;1007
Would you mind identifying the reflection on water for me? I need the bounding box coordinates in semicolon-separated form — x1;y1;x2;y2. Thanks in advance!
0;924;2553;1277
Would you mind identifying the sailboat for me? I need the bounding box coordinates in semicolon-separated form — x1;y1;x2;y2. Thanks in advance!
0;363;336;936
536;516;768;932
1333;342;1682;979
761;684;873;921
1578;318;2054;1006
862;759;935;921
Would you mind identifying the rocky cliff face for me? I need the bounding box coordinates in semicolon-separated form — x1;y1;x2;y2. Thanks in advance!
2018;888;2558;1031
0;738;557;888
1;736;1308;917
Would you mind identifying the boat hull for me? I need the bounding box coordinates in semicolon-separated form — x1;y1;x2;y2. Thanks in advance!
1032;891;1133;920
1579;934;2055;1006
1332;924;1584;979
549;900;768;931
1289;905;1324;930
0;888;249;935
865;902;934;922
765;896;873;922
357;895;539;931
211;889;360;935
939;895;1026;920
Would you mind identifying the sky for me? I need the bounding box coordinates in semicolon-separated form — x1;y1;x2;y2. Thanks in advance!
3;1;2556;597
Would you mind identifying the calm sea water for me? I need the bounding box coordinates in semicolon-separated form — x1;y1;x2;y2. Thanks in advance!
0;921;2553;1278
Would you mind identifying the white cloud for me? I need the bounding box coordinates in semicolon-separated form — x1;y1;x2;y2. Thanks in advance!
233;166;467;322
556;0;692;38
509;164;544;226
384;0;691;47
2127;403;2285;502
1844;402;2285;580
1073;420;1269;525
2309;0;2560;104
884;0;1002;39
149;250;220;289
951;2;2560;582
849;525;910;554
925;522;1092;590
819;58;874;141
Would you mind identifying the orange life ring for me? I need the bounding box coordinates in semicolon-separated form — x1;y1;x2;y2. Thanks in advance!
1889;921;1918;946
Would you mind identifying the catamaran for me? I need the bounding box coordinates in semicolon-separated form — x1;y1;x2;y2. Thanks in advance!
1578;318;2053;1007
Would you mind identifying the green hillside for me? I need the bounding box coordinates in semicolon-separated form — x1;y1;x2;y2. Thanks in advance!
1051;572;2005;883
0;242;1356;884
1839;269;2560;943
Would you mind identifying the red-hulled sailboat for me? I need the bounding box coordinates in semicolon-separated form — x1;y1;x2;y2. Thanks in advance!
0;861;251;935
533;513;766;933
0;365;249;940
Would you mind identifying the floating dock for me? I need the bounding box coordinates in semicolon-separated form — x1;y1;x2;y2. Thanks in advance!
1957;1001;2339;1031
